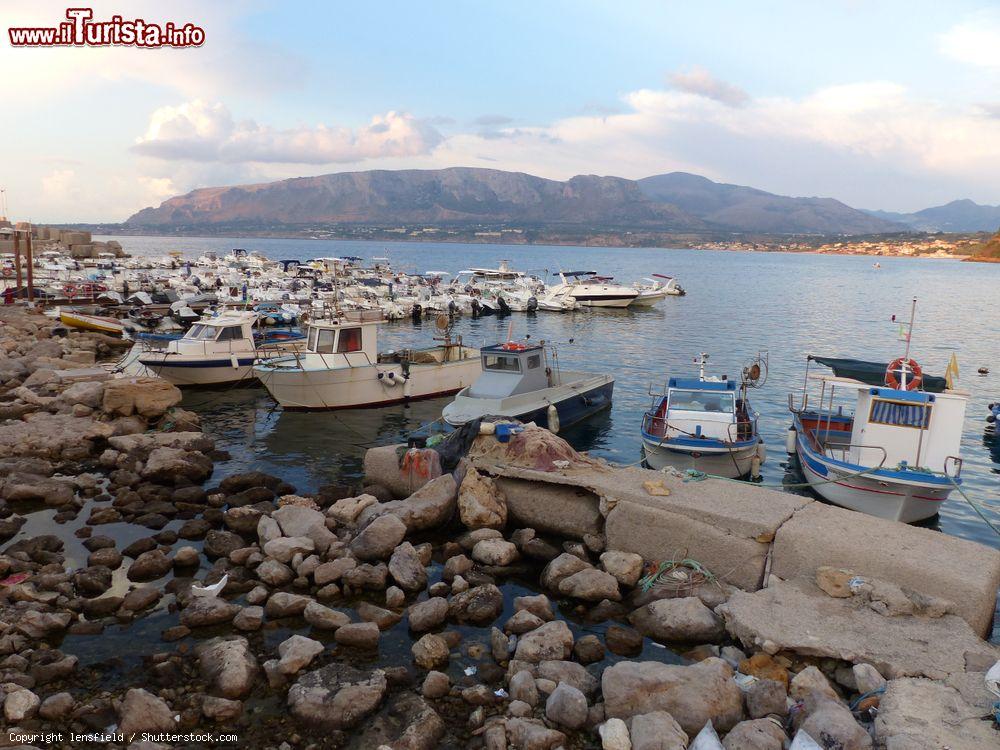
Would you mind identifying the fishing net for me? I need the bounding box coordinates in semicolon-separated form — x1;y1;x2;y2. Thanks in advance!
638;552;718;596
467;424;605;472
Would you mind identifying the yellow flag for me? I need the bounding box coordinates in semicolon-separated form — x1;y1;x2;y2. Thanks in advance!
945;353;959;389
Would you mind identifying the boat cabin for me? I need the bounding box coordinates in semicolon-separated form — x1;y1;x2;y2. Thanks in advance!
303;310;382;364
644;378;755;442
798;374;966;473
469;343;549;398
178;313;259;353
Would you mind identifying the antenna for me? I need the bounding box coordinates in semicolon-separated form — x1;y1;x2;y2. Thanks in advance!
901;297;916;389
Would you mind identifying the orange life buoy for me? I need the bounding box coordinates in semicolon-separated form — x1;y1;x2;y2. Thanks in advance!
64;284;77;299
885;357;922;391
500;342;527;351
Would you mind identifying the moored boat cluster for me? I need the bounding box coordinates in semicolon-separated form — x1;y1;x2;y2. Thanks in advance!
1;305;998;750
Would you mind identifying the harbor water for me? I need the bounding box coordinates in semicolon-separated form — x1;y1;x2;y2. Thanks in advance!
104;236;1000;551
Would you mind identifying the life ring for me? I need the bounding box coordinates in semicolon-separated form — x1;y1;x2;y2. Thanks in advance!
885;357;922;391
64;284;77;299
500;342;527;351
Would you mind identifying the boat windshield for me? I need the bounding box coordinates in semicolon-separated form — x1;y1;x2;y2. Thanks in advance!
483;354;521;372
184;324;218;340
668;389;735;413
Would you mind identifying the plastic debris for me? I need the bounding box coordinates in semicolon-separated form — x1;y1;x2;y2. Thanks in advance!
191;574;228;598
733;671;759;691
493;688;508;699
688;720;724;750
790;730;824;749
987;660;1000;724
0;572;31;587
642;479;671;496
464;666;477;676
848;576;868;593
552;459;570;469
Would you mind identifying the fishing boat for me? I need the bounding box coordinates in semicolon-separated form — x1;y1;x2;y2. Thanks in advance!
137;311;304;386
59;307;125;336
442;338;614;431
632;274;685;305
254;312;480;410
988;402;1000;433
641;353;767;478
548;271;639;308
787;354;967;523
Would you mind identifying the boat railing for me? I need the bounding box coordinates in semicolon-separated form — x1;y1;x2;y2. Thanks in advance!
944;455;963;479
788;392;809;413
821;442;888;467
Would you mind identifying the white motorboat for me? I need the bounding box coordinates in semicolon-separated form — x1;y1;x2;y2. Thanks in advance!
788;353;967;523
442;340;614;431
547;271;638;308
254;311;481;410
632;274;685;306
641;353;766;478
137;311;305;386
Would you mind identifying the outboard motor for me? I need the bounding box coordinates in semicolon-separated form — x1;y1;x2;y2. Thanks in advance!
448;299;458;316
497;296;511;316
526;296;538;313
988;402;999;431
411;303;423;322
470;298;481;317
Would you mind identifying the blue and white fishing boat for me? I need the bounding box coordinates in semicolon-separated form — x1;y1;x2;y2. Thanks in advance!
442;339;614;432
137;311;304;386
641;353;766;478
787;354;968;523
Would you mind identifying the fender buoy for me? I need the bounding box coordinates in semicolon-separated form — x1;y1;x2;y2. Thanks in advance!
885;358;923;391
547;404;560;434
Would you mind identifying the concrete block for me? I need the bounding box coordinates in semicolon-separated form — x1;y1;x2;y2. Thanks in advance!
497;477;602;540
605;500;770;591
771;502;1000;637
363;444;441;499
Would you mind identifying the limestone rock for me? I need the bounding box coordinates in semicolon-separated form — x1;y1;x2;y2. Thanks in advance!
303;601;350;630
629;597;724;643
458;469;507;529
412;633;450;669
265;592;311;618
505;718;566;750
448;583;504;624
629;710;688;750
541;552;592;591
599;717;632;750
514;619;574;663
472;538;519;566
746;678;788;719
328;493;377;524
545;681;588;729
798;696;872;750
3;688;40;722
722;718;786;750
816;566;854;598
600;550;644;588
118;688;175;735
602;658;743;735
287;662;387;729
196;637;259;699
873;677;996;750
349;514;408;561
278;634;325;675
389;541;428;592
408;597;449;632
180;597;240;627
335;621;380;649
559;567;621;602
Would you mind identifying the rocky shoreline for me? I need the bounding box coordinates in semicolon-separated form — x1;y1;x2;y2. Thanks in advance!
1;305;998;750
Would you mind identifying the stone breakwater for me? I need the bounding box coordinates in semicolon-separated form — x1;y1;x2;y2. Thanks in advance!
0;305;997;750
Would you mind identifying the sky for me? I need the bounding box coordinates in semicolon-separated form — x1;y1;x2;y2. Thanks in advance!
5;0;1000;222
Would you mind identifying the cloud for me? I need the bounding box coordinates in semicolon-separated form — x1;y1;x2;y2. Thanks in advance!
668;66;750;107
940;12;1000;68
473;114;514;127
132;100;443;164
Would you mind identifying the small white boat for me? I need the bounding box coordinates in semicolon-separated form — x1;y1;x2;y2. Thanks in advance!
788;354;967;523
254;311;481;410
641;353;766;478
442;340;614;430
137;311;304;386
631;274;686;306
59;308;125;336
547;271;638;308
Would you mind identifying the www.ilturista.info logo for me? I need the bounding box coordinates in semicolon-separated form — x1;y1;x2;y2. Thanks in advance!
9;8;205;48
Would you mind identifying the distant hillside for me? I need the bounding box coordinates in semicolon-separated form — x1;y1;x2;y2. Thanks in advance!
126;167;904;236
637;172;898;234
865;199;1000;232
970;229;1000;261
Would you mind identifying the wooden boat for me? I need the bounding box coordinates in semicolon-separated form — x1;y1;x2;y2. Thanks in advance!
442;340;614;430
59;308;125;336
788;355;967;523
254;311;480;410
641;353;766;478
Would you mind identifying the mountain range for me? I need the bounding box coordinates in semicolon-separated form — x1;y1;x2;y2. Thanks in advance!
125;167;1000;235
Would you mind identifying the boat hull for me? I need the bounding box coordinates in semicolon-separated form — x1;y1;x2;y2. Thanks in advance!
138;353;259;386
641;437;764;479
573;294;636;308
255;356;482;410
443;375;614;431
792;416;953;523
60;310;124;336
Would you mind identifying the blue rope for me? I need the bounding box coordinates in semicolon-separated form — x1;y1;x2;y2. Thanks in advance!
850;685;886;711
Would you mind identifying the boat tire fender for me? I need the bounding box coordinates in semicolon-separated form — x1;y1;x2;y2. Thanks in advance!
547;404;560;434
786;426;798;454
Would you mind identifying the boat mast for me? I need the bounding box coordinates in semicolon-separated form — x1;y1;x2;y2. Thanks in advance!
900;298;916;389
